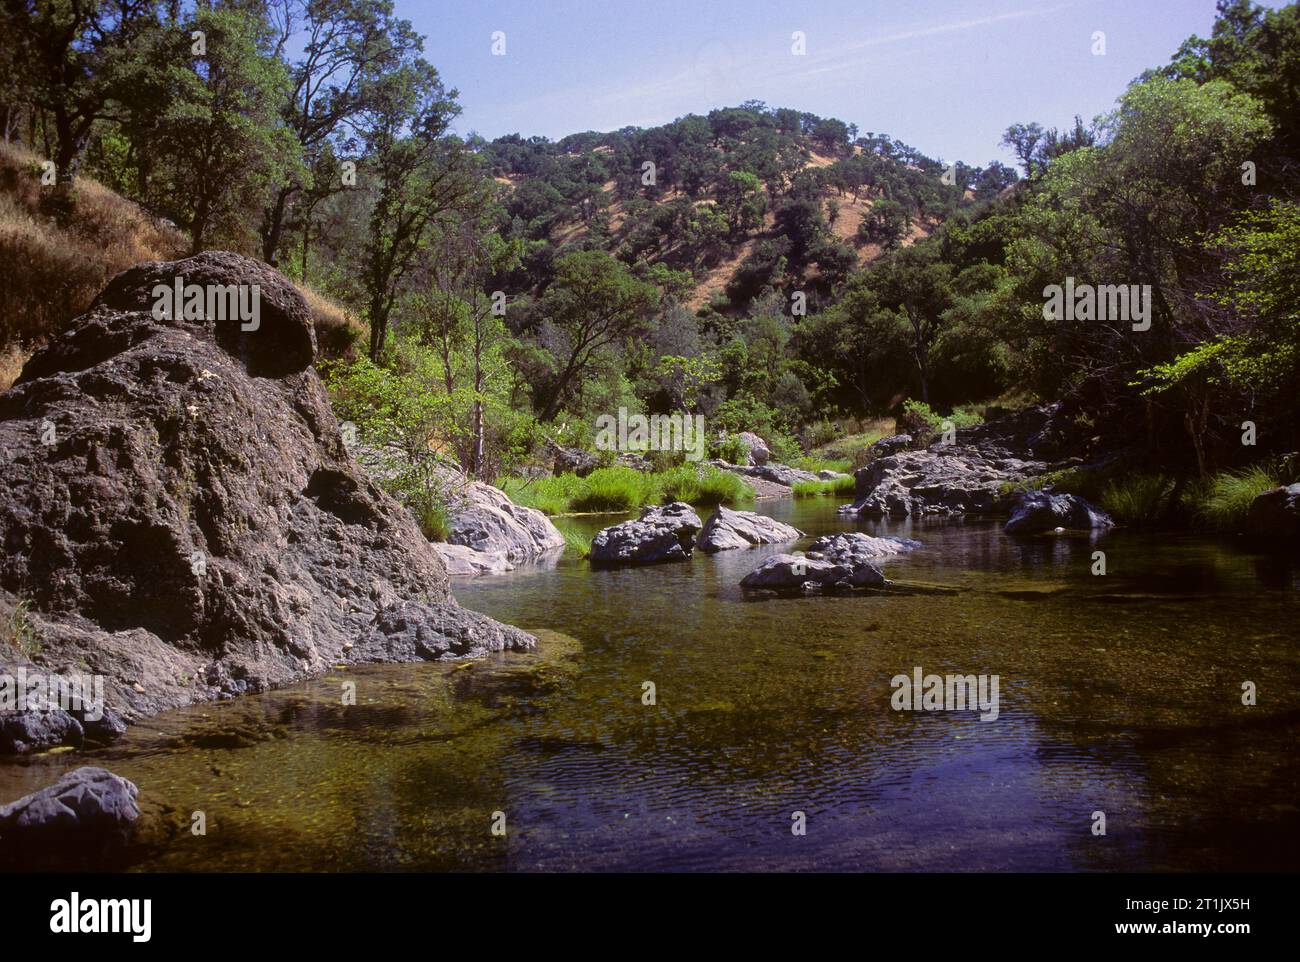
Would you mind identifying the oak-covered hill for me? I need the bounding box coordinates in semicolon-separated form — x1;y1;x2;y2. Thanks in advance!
475;102;1015;313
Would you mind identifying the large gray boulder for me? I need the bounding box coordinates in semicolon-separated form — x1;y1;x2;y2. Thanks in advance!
590;502;702;565
0;252;533;753
1245;483;1300;541
0;766;139;868
734;432;771;466
445;479;565;565
1004;491;1114;534
697;507;802;553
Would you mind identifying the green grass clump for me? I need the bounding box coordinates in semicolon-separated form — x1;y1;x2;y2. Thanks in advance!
659;464;755;506
551;517;593;558
500;464;755;515
1099;473;1177;527
497;474;585;516
792;475;857;498
570;466;660;513
3;598;39;657
1196;465;1283;532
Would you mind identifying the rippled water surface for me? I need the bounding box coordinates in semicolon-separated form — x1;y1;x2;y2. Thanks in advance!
4;499;1299;871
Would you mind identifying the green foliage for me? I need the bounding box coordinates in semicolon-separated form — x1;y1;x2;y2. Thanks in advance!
1195;465;1284;532
2;597;38;657
792;475;856;498
1099;474;1180;527
499;464;753;515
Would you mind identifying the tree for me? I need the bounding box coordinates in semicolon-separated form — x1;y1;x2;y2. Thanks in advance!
153;6;301;253
1001;122;1045;178
359;60;476;361
259;0;423;265
1;0;162;188
860;198;911;250
534;250;660;420
407;216;522;478
718;169;764;236
866;249;955;404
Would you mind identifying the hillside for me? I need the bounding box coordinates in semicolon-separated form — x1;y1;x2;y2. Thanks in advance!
476;103;1012;314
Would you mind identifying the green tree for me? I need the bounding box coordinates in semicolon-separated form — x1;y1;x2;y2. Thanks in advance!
360;60;476;361
153;6;301;253
534;250;660;420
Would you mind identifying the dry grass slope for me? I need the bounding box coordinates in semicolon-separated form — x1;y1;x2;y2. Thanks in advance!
0;143;364;389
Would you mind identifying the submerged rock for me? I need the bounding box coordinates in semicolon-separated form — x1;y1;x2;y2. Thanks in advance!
0;766;139;869
806;532;922;563
1004;491;1114;534
0;252;533;752
696;507;803;553
740;552;887;594
1245;483;1300;542
590;502;703;565
740;532;920;595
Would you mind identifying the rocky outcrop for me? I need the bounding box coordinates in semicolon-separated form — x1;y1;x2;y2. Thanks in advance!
839;405;1084;520
842;446;1047;519
443;478;564;571
550;443;599;477
1245;483;1300;542
1004;491;1114;535
590;502;702;565
0;766;139;869
0;252;533;752
696;507;802;553
739;532;920;595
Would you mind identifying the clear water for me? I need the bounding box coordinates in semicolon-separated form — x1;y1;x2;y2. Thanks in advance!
3;499;1298;871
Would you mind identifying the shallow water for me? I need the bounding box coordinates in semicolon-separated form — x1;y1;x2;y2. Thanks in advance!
4;498;1299;871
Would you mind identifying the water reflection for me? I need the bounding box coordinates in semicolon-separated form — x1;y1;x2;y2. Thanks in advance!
2;500;1297;871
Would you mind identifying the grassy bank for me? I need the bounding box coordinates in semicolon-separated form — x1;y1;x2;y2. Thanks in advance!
792;475;856;498
500;464;754;516
1008;460;1292;532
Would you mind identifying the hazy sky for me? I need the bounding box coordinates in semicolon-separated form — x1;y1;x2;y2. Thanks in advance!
401;0;1260;166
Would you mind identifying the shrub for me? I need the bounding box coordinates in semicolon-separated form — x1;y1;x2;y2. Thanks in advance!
710;435;751;465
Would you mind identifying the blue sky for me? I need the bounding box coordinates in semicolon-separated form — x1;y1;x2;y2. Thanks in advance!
402;0;1263;166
